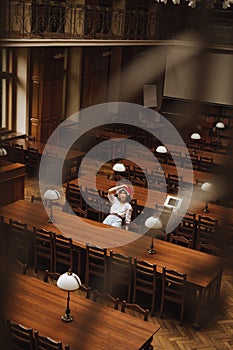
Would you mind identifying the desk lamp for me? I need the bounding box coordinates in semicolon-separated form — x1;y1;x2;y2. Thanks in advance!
44;189;60;223
112;161;126;181
201;182;213;213
57;269;81;322
145;216;162;254
190;133;201;155
215;122;225;141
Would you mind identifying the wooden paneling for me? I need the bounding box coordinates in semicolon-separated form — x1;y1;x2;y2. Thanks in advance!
0;162;25;207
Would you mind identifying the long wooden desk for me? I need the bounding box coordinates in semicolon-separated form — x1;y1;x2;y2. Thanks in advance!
71;175;233;225
1;200;223;327
5;274;159;350
122;159;213;185
10;139;85;163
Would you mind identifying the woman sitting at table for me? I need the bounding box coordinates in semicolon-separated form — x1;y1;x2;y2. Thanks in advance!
102;183;133;230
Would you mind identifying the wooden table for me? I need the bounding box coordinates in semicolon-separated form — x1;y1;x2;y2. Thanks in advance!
5;274;159;350
122;159;213;185
70;175;233;225
10;139;85;163
1;200;223;328
0;161;25;207
0;200;139;249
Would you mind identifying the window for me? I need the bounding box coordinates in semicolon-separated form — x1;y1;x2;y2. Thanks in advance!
0;48;15;130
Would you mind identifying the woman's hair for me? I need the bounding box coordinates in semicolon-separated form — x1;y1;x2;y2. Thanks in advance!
117;188;131;202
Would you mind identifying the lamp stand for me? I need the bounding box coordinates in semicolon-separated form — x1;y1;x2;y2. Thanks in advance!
202;202;209;213
148;236;156;254
48;203;54;223
61;291;73;322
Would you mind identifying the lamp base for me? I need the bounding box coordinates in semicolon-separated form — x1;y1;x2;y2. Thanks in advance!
61;314;73;322
48;217;55;223
202;207;209;213
148;248;156;254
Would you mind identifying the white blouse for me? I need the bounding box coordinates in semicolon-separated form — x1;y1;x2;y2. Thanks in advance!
108;194;132;224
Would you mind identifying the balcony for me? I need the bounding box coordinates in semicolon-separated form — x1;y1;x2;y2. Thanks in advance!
0;0;158;41
0;1;232;45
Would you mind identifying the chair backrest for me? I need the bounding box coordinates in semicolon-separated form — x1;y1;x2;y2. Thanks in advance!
184;153;198;170
133;258;157;314
170;234;192;248
197;242;220;256
33;227;55;272
27;147;40;177
85;244;108;290
196;215;218;247
121;301;149;321
131;177;147;188
53;234;73;273
161;267;187;303
34;331;70;350
12;144;25;163
6;318;34;350
109;251;132;302
199;156;214;172
93;290;120;310
65;182;83;211
9;219;29;264
175;212;196;244
160;268;187;324
84;188;102;222
167;173;183;193
68;205;87;218
148;173;167;192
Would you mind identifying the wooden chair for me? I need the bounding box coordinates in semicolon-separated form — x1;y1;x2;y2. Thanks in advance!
33;227;55;273
84;188;102;222
93;290;120;310
196;215;218;249
0;216;10;260
100;199;111;222
6;318;34;350
64;182;83;211
53;234;74;273
9;219;30;266
132;258;157;315
199;156;214;172
121;301;150;321
15;259;28;275
45;151;60;184
175;212;196;247
27;147;40;177
131;177;147;188
184;153;198;170
147;173;167;192
170;234;192;248
43;270;91;298
167;173;183;194
109;251;132;302
85;244;108;291
197;242;220;256
200;142;212;152
167;151;183;167
34;331;70;350
160;267;187;325
67;205;87;218
12;144;26;164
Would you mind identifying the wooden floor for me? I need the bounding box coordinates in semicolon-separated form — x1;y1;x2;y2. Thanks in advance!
24;177;233;350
